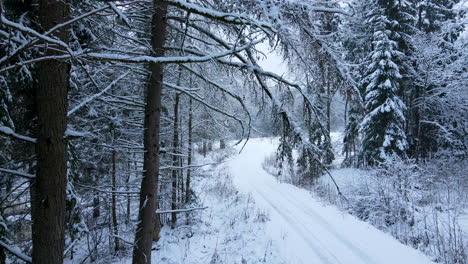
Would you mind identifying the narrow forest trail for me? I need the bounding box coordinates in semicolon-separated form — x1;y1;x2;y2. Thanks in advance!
228;138;434;264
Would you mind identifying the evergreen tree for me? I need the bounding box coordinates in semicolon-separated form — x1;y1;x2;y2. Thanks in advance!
359;4;409;165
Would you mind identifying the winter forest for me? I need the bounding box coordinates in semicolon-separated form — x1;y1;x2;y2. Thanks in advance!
0;0;467;263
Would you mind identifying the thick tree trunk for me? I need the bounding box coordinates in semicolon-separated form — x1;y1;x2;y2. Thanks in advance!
171;94;180;229
32;1;70;263
132;1;168;263
111;149;120;252
0;249;4;264
185;98;192;204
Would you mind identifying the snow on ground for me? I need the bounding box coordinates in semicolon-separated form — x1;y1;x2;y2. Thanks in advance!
330;131;345;168
460;211;468;234
121;148;285;264
229;137;434;264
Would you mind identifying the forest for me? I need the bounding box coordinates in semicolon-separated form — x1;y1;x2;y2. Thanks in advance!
0;0;466;263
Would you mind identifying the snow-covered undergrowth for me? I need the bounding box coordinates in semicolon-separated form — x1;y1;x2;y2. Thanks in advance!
263;133;467;263
137;147;283;264
316;158;468;264
144;149;282;263
61;146;282;264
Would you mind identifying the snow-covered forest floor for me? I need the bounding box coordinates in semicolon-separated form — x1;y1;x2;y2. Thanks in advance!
101;136;468;264
139;147;284;264
266;133;468;263
146;136;467;264
59;135;467;264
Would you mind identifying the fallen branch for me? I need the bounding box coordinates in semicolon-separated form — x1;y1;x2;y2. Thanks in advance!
0;240;32;263
156;206;207;214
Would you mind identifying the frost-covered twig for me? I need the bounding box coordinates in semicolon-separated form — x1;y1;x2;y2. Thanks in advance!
0;168;35;179
155;206;207;214
164;81;246;145
164;0;275;32
107;2;132;28
0;126;36;143
67;71;130;116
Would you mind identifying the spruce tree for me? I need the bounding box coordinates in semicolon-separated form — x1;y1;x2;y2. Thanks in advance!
359;4;409;165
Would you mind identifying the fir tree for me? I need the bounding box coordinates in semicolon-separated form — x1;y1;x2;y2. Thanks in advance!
359;6;409;165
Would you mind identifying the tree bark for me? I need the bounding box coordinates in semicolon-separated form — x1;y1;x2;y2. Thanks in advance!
111;148;120;252
126;159;132;224
185;98;192;204
220;139;226;149
171;94;180;229
31;1;70;263
132;0;168;263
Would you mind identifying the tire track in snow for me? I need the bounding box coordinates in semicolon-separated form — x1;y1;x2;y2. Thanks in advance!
261;181;375;264
229;138;433;264
251;186;339;264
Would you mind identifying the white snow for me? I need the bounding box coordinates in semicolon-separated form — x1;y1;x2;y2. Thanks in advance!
228;137;434;264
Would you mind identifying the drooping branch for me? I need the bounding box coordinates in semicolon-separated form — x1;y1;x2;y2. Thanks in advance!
163;0;275;31
0;168;35;179
0;240;32;263
0;126;37;143
163;81;246;145
67;71;130;116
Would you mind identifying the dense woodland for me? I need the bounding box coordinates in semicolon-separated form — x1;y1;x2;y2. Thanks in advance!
0;0;466;263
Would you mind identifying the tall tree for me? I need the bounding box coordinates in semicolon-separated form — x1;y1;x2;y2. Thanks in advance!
132;0;168;263
32;0;71;263
359;2;409;165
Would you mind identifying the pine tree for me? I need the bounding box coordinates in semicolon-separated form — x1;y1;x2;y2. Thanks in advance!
359;5;409;165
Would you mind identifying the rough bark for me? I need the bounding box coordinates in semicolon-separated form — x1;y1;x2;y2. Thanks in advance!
111;148;120;252
185;98;192;204
132;0;168;263
31;1;70;263
171;94;180;229
126;160;132;224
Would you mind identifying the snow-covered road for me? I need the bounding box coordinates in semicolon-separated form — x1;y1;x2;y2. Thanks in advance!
228;138;433;264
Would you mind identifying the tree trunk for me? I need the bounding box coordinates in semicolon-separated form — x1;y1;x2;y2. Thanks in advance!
91;168;100;220
111;149;120;252
93;192;100;219
32;1;70;263
220;139;226;149
185;98;192;204
132;0;168;263
203;141;207;157
171;94;180;229
126;160;132;224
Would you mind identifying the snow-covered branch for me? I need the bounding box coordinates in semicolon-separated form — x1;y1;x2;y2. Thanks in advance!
0;168;35;179
0;126;36;143
164;0;275;31
0;240;32;263
68;71;130;116
155;206;207;214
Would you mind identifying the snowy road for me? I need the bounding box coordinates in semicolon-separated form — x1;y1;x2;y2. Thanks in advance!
228;138;433;264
